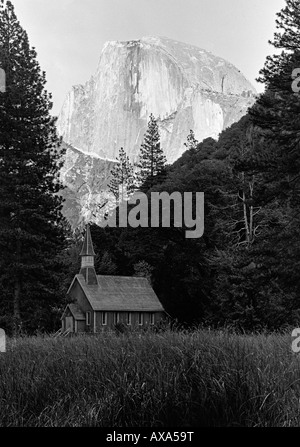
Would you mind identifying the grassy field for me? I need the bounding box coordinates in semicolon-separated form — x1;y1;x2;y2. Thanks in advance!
0;328;299;427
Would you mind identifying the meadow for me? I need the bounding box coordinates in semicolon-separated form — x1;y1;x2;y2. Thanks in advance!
0;328;299;427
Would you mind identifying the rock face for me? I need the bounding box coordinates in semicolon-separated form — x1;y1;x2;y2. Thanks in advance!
59;143;116;228
57;36;256;164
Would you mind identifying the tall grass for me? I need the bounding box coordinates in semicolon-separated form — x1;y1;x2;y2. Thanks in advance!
0;328;299;427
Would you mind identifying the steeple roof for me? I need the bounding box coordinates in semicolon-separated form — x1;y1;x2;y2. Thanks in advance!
80;224;96;257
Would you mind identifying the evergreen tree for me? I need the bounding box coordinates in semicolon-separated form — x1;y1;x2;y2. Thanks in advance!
96;251;118;275
0;1;67;335
227;0;300;329
133;260;154;285
247;0;300;213
108;147;134;200
135;114;167;191
268;0;300;53
184;129;199;151
252;0;300;195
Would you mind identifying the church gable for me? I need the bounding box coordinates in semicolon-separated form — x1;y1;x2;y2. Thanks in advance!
61;303;85;321
67;276;93;315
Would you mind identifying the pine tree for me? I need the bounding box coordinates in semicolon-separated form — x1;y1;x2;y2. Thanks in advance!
184;129;199;151
96;251;118;275
237;0;300;328
0;1;67;335
108;147;134;200
269;0;300;52
250;0;300;204
135;114;167;191
257;0;300;89
133;260;154;285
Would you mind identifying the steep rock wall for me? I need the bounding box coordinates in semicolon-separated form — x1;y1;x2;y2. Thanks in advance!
57;36;256;164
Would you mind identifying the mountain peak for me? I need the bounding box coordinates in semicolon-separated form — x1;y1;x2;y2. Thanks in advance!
58;36;256;164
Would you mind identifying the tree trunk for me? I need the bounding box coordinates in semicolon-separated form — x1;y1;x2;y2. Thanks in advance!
13;277;21;336
249;177;254;245
242;189;250;245
13;235;22;336
242;174;256;247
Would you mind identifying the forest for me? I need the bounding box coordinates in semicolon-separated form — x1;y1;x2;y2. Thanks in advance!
1;0;300;335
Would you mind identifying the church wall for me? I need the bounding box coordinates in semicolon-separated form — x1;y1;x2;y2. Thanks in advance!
94;310;166;331
67;280;94;332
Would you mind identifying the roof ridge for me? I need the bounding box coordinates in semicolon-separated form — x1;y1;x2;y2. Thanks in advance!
96;274;148;279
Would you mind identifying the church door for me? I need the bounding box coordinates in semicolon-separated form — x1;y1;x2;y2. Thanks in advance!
65;316;74;332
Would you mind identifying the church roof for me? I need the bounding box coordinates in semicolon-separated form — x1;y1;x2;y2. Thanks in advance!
68;274;165;312
61;303;86;321
80;224;96;257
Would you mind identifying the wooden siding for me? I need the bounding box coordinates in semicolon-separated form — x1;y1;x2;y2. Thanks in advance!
61;307;72;332
77;320;86;332
94;311;165;331
68;279;94;332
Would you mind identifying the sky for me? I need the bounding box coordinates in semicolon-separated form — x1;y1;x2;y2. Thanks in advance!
12;0;286;116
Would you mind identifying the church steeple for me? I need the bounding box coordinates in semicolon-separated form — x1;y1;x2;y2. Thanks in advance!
79;224;98;285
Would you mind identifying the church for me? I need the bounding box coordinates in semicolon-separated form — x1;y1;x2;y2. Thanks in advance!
60;225;166;334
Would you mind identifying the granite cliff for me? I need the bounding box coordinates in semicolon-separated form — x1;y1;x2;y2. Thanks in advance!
57;36;256;164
